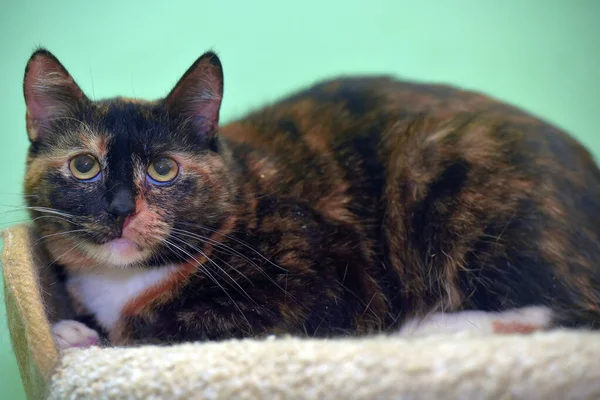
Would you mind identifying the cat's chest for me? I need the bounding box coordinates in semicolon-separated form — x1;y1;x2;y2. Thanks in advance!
66;265;177;331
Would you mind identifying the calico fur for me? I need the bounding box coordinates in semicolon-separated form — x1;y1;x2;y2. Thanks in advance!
23;48;600;347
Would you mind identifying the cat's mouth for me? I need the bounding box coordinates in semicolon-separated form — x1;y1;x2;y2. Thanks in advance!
97;208;170;266
104;237;142;257
81;236;153;267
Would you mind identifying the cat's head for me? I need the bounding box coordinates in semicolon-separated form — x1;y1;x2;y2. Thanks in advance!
23;48;236;269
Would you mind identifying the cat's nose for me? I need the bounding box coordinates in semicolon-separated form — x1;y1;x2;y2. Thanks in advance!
108;188;136;217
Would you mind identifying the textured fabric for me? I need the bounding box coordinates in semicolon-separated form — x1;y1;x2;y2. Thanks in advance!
50;331;600;400
2;225;58;400
3;224;600;400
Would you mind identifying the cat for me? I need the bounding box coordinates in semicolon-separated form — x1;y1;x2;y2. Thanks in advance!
22;48;600;350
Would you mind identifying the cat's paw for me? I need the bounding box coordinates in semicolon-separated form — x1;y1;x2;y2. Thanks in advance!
52;320;100;351
397;306;553;337
489;306;553;334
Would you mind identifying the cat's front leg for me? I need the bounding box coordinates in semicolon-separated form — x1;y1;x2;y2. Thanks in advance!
111;298;287;345
52;281;106;351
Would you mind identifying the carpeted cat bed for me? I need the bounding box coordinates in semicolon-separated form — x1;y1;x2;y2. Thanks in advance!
3;224;600;400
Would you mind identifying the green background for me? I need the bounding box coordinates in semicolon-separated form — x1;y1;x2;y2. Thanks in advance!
0;1;598;398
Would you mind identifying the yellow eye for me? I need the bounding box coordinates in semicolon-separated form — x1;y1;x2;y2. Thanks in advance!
147;157;179;183
69;154;101;181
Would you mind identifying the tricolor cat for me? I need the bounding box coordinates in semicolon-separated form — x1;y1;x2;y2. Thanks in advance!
22;48;600;349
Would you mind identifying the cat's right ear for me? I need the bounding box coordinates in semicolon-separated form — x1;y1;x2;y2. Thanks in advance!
23;49;88;142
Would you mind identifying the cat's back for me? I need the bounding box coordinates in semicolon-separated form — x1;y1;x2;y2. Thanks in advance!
220;75;599;213
221;75;592;163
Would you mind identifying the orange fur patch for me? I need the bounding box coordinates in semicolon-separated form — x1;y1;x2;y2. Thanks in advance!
118;96;157;105
491;320;543;334
80;132;110;161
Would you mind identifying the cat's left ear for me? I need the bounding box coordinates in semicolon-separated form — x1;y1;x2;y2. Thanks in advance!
164;51;223;138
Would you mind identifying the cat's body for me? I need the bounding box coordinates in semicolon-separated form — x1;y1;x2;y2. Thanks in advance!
23;49;600;348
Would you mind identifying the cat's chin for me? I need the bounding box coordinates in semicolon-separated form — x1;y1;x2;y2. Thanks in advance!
86;238;152;267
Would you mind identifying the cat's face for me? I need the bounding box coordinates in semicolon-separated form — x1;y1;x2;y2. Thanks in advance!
23;49;234;268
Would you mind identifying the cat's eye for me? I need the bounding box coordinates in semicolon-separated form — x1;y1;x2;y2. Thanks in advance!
147;157;179;184
69;154;101;181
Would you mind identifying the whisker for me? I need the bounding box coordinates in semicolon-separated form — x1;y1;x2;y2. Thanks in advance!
29;215;76;226
170;228;296;302
169;235;257;305
172;228;264;274
0;218;34;227
336;279;382;325
177;222;288;272
42;238;87;269
160;238;253;330
161;238;224;288
0;205;78;220
35;229;88;244
0;192;38;197
0;215;79;231
170;232;254;286
29;207;76;219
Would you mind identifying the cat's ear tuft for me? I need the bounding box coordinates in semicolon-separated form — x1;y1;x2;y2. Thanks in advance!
23;48;87;141
164;51;224;138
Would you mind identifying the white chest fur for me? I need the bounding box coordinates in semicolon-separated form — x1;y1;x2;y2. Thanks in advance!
67;265;176;331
